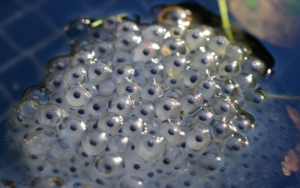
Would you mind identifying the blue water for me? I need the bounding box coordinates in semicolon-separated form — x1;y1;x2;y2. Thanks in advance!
0;0;300;187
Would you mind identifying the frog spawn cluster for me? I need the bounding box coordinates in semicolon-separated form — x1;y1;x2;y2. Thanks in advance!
8;10;270;188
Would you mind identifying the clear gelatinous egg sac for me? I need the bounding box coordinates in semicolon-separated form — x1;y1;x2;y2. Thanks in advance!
5;5;287;188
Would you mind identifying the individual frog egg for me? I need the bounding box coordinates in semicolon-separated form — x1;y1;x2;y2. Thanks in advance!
107;134;129;153
233;73;257;91
163;54;187;78
97;79;117;96
36;104;65;126
144;59;165;82
198;148;223;173
160;38;186;56
241;57;267;77
86;96;107;117
179;92;204;115
132;66;146;85
218;59;241;78
180;67;201;91
196;75;220;100
196;25;214;38
223;132;249;155
97;115;123;135
63;66;87;86
114;33;141;52
136;134;167;161
103;16;122;30
210;96;239;119
131;41;160;64
133;101;155;122
154;97;181;122
111;51;132;65
70;51;95;66
108;95;134;116
163;89;182;100
88;27;109;42
157;122;185;146
71;39;96;53
158;6;192;26
65;83;91;107
158;147;181;167
196;107;214;125
116;21;139;38
209;118;233;142
80;130;108;156
112;65;134;84
14;99;40;124
23;86;48;102
117;81;141;100
83;81;98;95
48;138;76;161
141;25;167;44
190;50;217;74
207;36;229;56
245;90;266;106
162;75;181;88
232;112;256;132
184;29;206;50
94;42;114;58
46;73;68;92
24;127;55;156
46;55;71;74
186;124;211;151
115;174;144;188
122;117;145;138
225;44;243;60
141;81;163;102
29;176;65;188
58;115;87;142
220;79;239;99
168;27;185;38
87;63;112;84
92;153;123;179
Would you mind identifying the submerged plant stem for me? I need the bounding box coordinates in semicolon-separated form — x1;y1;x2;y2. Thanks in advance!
218;0;234;41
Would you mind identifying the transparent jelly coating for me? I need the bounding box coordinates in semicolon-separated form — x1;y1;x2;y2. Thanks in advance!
65;83;91;107
7;7;277;188
87;63;112;84
160;38;186;56
80;130;108;156
58;115;87;142
136;134;167;160
157;122;185;146
163;54;187;78
190;49;217;74
141;25;167;44
122;117;145;138
184;29;206;50
48;138;76;161
186;124;211;151
93;153;123;178
24;127;55;156
131;41;160;64
36;104;65;126
154;97;181;122
97;115;123;135
207;35;229;56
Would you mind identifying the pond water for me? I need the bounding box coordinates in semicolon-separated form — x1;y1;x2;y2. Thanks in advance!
0;0;300;187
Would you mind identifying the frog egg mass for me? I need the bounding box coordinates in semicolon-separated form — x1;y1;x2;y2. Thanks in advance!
5;5;291;188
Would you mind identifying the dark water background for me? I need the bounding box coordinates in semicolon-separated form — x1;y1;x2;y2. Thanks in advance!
0;0;300;187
